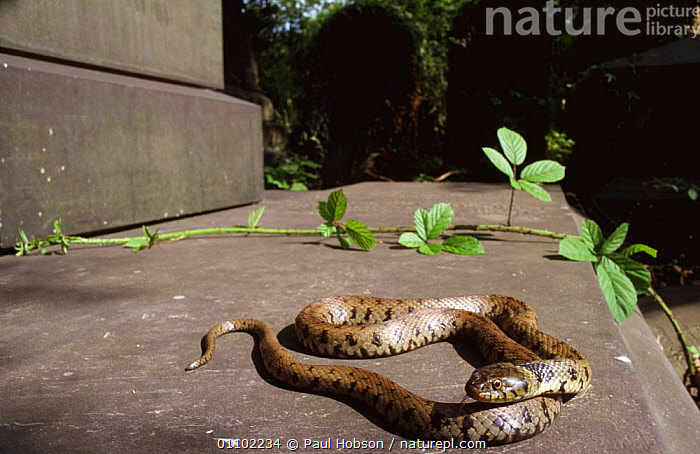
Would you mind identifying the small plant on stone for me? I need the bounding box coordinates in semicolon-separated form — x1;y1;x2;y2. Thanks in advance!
482;127;566;225
398;203;484;256
558;219;656;323
316;190;376;250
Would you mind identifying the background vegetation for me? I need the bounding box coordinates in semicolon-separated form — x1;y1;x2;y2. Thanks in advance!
247;0;696;185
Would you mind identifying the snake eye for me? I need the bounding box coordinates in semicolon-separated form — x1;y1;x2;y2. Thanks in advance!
492;379;502;390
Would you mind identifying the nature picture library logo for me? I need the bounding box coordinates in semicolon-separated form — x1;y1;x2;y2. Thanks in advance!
485;1;700;37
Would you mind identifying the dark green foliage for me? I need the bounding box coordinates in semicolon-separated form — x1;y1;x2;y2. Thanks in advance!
305;1;422;185
265;155;321;190
256;0;467;184
559;219;656;323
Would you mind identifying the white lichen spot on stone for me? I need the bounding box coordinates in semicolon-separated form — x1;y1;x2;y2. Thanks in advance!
42;147;46;152
615;355;632;364
38;211;42;218
40;167;45;174
103;332;111;339
49;128;53;136
2;63;7;68
46;176;51;182
60;165;65;171
63;371;74;376
173;295;186;300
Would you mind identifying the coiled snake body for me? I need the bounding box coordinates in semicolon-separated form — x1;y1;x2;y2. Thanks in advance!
186;295;591;445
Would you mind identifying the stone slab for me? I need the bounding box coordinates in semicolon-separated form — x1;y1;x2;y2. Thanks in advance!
0;183;698;453
0;53;263;249
0;0;223;88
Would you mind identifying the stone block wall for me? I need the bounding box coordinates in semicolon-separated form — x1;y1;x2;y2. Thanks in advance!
0;0;263;248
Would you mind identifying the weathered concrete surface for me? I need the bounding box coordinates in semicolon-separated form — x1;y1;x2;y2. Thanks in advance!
0;0;223;88
0;53;263;249
1;182;698;453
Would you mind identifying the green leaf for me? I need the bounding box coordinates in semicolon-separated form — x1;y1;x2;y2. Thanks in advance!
247;206;265;228
399;232;425;248
345;220;377;250
426;203;453;239
509;175;522;190
413;208;429;241
290;182;308;191
607;253;651;294
124;237;149;252
317;223;336;238
518;179;551;202
497;127;527;165
688;187;698;201
441;236;485;255
266;174;289;189
622;243;658;259
600;223;628;254
14;229;30;256
581;219;603;251
142;226;159;247
520;160;565;183
317;189;347;222
413;203;454;241
482;147;514;177
595;257;638;323
418;242;442;255
558;237;597;261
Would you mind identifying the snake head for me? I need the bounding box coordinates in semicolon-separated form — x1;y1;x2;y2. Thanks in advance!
465;363;532;403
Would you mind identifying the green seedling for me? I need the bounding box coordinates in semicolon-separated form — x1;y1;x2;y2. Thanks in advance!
316;189;376;250
483;127;566;225
399;203;484;256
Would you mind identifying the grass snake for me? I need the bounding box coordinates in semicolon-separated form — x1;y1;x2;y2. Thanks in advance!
186;295;591;445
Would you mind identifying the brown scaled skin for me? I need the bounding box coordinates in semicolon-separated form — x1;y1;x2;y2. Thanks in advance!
466;363;531;402
186;295;591;445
